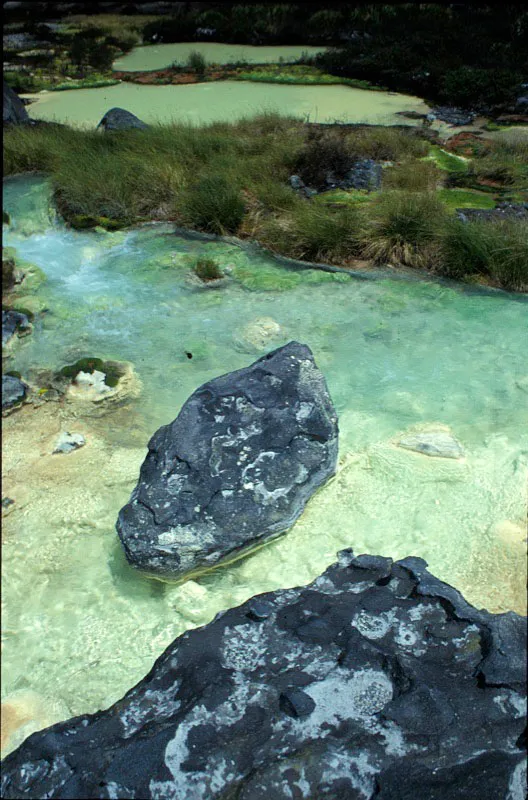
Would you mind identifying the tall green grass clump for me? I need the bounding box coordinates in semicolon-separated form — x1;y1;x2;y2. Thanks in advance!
261;202;360;262
360;191;447;268
438;218;528;291
382;160;441;192
179;175;246;234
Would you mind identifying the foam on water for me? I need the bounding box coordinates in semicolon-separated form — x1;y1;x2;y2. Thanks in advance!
2;176;527;755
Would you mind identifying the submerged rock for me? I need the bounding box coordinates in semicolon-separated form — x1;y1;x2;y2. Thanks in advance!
2;309;31;346
3;81;29;125
117;342;338;579
53;431;86;455
397;428;465;459
1;551;526;799
96;108;149;132
233;317;284;354
2;374;27;411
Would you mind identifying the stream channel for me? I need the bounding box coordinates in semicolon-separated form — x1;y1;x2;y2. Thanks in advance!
2;173;527;756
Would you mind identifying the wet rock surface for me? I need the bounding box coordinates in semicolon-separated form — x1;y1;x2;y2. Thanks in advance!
2;308;31;346
3;81;29;125
117;342;338;579
1;550;526;800
397;428;465;459
53;431;86;454
2;374;27;410
97;107;149;132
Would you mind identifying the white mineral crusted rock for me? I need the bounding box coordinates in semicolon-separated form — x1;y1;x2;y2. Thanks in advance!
397;426;465;459
53;431;86;454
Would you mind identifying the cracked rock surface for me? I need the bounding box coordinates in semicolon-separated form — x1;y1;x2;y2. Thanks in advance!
117;342;338;579
1;551;526;799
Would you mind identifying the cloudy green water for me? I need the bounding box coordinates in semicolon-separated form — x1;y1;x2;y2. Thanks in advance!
113;42;327;71
2;176;527;753
22;81;429;128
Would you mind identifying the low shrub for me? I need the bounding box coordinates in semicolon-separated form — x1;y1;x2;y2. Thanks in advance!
360;191;447;268
186;50;207;76
192;258;224;282
440;67;523;109
179;175;246;234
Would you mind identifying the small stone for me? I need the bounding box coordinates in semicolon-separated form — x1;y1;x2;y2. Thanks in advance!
397;429;464;459
246;599;274;621
2;375;27;410
279;688;316;719
2;497;15;509
53;432;86;455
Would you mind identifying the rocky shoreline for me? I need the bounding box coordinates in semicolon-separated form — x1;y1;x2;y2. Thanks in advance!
1;550;526;799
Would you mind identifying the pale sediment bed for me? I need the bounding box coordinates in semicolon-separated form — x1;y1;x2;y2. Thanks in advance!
1;175;527;758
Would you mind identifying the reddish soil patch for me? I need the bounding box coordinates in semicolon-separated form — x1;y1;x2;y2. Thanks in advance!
444;132;488;157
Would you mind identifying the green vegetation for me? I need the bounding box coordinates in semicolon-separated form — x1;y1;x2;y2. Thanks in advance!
192;258;224;282
439;218;528;290
59;357;123;387
425;147;469;174
235;64;381;90
437;189;496;212
3;118;527;291
360;192;447;269
180;175;246;235
186;51;207;77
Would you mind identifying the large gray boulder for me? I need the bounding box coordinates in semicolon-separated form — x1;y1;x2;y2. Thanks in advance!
3;81;29;125
117;342;338;579
96;107;149;132
1;551;526;799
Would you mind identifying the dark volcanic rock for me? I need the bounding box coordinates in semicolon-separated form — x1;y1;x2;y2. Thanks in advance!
456;202;528;223
96;107;149;132
340;158;382;192
428;106;476;126
2;308;31;346
2;374;27;410
117;342;338;579
1;551;526;799
3;81;29;125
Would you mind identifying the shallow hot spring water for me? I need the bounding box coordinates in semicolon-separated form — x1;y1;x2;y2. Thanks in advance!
2;176;527;754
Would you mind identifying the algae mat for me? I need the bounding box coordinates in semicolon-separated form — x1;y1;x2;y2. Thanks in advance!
22;81;430;128
2;175;527;756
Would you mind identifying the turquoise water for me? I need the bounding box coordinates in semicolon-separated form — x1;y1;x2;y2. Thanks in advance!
2;176;527;754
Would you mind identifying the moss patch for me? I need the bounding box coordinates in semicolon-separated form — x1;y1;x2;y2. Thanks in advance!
58;357;123;388
424;146;469;173
437;189;496;212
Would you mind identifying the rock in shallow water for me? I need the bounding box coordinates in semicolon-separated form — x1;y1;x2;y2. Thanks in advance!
1;551;525;799
117;342;338;579
2;374;27;411
398;428;464;459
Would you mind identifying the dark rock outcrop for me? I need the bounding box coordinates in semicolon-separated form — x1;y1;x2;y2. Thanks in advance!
96;108;149;132
1;551;526;799
2;308;31;346
3;81;29;125
117;342;338;579
339;158;382;192
456;202;528;224
2;374;27;410
428;106;476;126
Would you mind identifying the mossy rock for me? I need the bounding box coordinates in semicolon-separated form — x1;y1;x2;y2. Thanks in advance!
233;265;302;292
58;357;124;388
70;215;127;231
